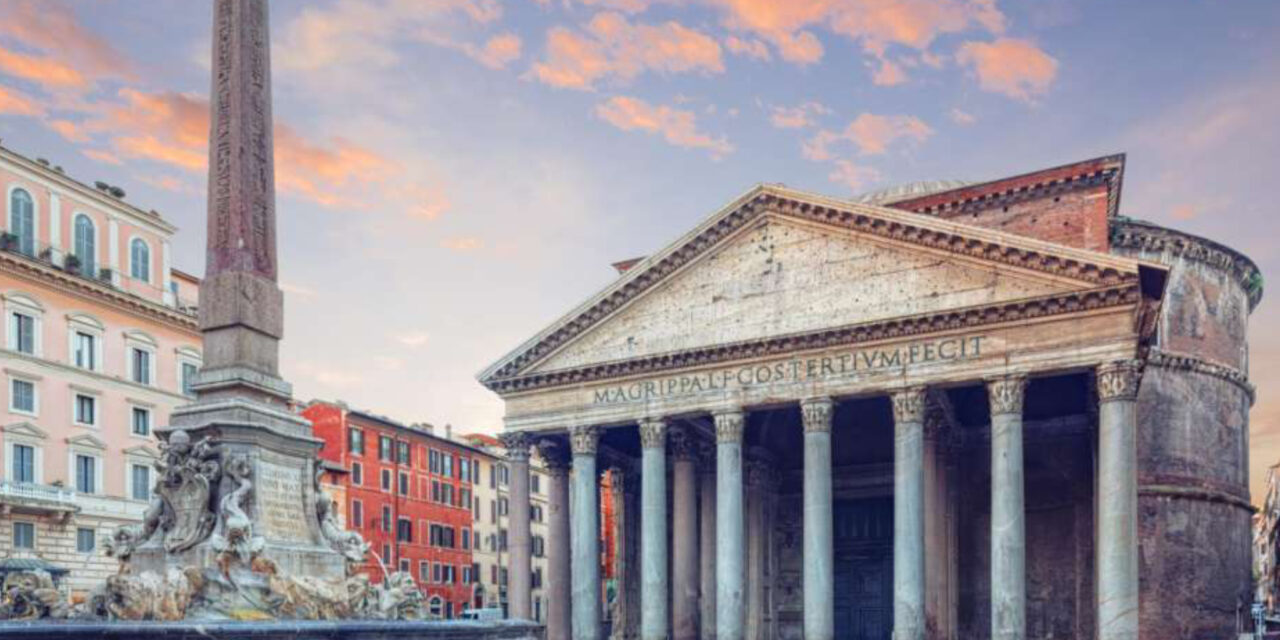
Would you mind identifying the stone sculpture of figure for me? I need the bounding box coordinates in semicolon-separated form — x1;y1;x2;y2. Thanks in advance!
97;567;205;621
366;572;424;620
210;453;264;573
107;429;222;562
314;466;369;570
0;571;69;620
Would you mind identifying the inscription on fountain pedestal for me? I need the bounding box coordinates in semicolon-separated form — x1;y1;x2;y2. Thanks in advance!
256;452;309;543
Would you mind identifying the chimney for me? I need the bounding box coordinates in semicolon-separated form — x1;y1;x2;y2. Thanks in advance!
445;423;453;441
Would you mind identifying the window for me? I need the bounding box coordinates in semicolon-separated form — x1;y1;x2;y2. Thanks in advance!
381;506;391;532
12;522;34;549
431;480;440;503
498;497;509;516
459;458;469;482
10;378;35;414
531;505;543;523
131;464;150;501
351;462;363;485
73;214;95;273
131;407;151;436
397;518;413;543
472;459;480;484
532;474;541;495
129;238;150;282
396;441;410;465
429;524;456;548
398;472;408;495
474;496;480;521
429;449;439;474
462;565;471;584
74;394;96;426
130;347;152;385
489;464;496;488
533;567;543;589
351;500;363;528
9;311;35;354
348;428;364;455
419;561;430;584
462;528;470;550
76;527;95;553
382;543;391;563
73;331;96;370
442;453;452;478
11;444;34;483
379;436;392;461
180;361;198;396
490;500;496;523
9;188;35;256
381;469;391;491
399;559;409;573
532;535;545;558
75;454;96;494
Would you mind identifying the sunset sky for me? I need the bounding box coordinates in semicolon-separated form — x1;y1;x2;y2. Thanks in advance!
0;0;1276;497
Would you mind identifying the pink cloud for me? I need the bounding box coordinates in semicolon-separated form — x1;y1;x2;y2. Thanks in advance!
948;107;976;124
828;160;882;191
805;112;933;159
530;12;724;90
0;0;134;83
474;33;523;69
871;57;908;86
81;148;121;165
440;236;483;251
769;101;830;129
0;47;87;91
0;85;42;116
596;95;734;158
956;37;1058;102
725;35;772;61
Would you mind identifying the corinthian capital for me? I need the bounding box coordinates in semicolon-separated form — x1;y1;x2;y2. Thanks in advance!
535;438;571;476
498;431;533;462
801;397;834;434
986;375;1028;417
891;387;927;424
569;425;601;456
714;410;744;444
1097;360;1143;403
638;418;668;450
669;427;698;461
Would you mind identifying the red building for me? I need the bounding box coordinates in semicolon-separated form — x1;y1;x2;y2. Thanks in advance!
304;400;486;619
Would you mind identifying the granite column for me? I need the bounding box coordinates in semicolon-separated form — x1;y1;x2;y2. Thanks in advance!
539;440;573;640
1096;361;1142;640
671;429;700;640
714;410;746;640
639;418;670;640
571;426;602;640
988;375;1028;640
801;398;835;640
891;388;926;640
502;432;534;621
698;445;717;640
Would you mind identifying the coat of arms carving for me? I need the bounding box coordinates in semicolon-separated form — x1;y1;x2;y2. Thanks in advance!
156;431;221;553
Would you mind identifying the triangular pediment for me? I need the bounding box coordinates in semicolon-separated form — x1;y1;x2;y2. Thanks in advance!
66;433;107;450
123;445;160;459
2;422;47;439
480;184;1148;390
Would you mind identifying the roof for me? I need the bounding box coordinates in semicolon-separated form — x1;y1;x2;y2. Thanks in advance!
478;173;1157;391
849;180;974;205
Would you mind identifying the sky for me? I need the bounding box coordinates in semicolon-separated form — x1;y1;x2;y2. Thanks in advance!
0;0;1276;497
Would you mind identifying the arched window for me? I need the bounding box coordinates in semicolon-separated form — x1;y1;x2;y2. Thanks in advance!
130;238;150;282
8;188;34;256
73;214;95;274
428;596;443;619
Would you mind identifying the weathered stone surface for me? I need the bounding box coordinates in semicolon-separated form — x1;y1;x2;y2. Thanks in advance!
532;218;1075;373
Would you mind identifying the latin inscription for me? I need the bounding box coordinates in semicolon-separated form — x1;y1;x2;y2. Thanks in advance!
256;457;308;542
592;335;986;405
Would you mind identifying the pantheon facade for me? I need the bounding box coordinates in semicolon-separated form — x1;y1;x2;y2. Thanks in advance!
479;155;1261;640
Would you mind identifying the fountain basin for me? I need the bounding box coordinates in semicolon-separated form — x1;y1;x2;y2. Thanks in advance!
0;619;543;640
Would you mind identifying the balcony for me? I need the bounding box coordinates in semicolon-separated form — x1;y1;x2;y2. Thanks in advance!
0;481;80;522
0;233;195;317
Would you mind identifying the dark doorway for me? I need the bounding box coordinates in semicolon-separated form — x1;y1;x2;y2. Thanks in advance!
834;497;893;640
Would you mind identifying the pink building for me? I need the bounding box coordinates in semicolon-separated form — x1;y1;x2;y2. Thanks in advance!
0;144;201;598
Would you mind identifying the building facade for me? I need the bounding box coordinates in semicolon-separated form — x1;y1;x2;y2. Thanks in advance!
460;432;553;621
480;155;1261;640
0;145;202;597
304;400;493;619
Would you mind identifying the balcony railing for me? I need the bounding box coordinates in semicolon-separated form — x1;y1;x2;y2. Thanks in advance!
0;232;195;317
0;480;80;519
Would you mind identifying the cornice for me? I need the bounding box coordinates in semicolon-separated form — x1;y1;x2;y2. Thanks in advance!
1111;219;1263;311
484;283;1141;394
898;165;1122;220
481;186;1144;386
0;250;198;331
1145;348;1255;405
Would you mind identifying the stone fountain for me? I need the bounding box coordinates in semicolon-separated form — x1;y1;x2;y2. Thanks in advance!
0;2;537;637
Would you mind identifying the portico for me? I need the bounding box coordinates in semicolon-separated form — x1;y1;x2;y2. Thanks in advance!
481;183;1166;640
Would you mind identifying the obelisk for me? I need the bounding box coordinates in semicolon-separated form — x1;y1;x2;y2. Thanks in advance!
138;0;347;580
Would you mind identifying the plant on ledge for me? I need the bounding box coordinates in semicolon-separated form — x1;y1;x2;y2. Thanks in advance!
63;254;81;274
0;232;17;251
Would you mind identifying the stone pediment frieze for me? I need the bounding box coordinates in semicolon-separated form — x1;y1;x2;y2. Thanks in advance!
480;185;1161;394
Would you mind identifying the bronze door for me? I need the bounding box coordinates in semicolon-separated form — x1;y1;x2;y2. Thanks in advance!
833;498;893;640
